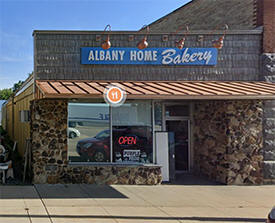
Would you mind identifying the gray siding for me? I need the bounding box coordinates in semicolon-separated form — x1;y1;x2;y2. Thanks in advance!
146;0;256;32
34;32;261;81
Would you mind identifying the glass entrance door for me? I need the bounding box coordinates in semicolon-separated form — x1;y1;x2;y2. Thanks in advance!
166;120;189;171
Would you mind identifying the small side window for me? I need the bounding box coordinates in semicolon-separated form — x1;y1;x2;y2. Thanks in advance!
19;110;30;123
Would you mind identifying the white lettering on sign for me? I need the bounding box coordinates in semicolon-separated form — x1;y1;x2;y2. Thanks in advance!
130;50;158;62
130;51;137;61
88;51;94;61
118;50;125;60
144;51;152;61
105;51;111;60
112;51;118;61
100;51;105;60
88;50;125;61
86;48;215;65
153;51;157;61
161;49;174;64
137;51;143;61
161;48;213;65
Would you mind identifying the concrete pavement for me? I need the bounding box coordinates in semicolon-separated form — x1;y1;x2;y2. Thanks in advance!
0;184;274;223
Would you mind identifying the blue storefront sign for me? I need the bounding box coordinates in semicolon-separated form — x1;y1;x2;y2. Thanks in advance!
81;47;217;66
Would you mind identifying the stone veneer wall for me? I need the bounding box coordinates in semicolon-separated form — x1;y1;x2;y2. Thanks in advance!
30;99;162;184
261;53;275;184
193;100;264;184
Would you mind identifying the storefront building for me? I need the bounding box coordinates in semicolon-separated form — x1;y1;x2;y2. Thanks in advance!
2;0;275;185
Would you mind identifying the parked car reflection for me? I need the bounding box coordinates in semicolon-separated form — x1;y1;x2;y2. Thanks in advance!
76;130;110;162
68;127;81;138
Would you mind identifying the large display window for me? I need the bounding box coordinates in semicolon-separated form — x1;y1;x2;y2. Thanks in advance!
68;103;110;162
68;100;153;164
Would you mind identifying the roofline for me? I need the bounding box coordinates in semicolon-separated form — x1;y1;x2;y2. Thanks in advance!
143;0;259;31
35;80;275;101
39;93;275;100
35;80;271;83
15;76;34;97
141;0;196;31
13;73;34;96
32;28;263;36
4;74;34;104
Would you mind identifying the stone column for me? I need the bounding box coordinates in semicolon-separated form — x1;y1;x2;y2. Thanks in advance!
258;0;275;184
193;100;263;185
262;54;275;183
30;99;68;184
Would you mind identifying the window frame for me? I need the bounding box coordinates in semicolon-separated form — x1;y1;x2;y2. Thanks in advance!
68;99;155;165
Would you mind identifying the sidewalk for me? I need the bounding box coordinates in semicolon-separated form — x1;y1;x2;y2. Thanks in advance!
0;184;274;223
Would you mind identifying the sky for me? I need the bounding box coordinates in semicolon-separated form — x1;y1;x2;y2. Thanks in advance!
0;0;191;90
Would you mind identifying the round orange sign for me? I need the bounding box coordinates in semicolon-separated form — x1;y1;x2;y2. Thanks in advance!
107;87;123;103
104;85;126;106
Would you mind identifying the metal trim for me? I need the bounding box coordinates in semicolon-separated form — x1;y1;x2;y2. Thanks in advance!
188;119;191;172
109;105;113;163
152;100;156;164
33;29;263;35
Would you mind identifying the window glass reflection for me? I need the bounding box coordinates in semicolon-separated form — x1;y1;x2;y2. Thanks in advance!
154;102;162;131
112;101;153;163
165;105;189;117
68;103;110;162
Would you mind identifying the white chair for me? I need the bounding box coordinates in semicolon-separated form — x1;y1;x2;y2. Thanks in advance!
0;164;8;184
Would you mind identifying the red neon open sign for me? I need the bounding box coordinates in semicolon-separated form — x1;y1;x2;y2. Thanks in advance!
118;136;137;145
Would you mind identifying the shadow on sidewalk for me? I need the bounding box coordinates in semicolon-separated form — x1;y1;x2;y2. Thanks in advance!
164;173;225;185
36;184;128;199
0;184;128;199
